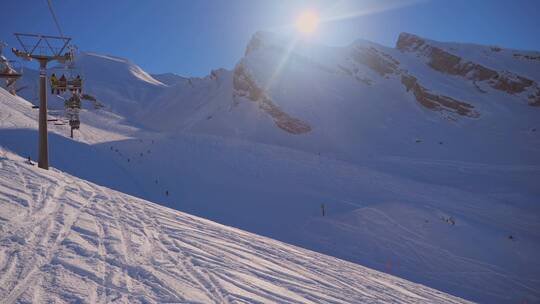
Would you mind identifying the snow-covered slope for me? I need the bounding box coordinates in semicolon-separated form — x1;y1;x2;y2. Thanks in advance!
3;31;540;304
17;52;166;121
0;149;470;303
117;31;539;165
16;33;539;165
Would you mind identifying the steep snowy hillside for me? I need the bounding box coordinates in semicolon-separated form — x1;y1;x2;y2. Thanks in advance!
17;52;166;121
3;85;539;303
0;87;144;197
3;31;540;304
54;30;536;165
15;33;540;166
218;31;540;164
0;149;470;303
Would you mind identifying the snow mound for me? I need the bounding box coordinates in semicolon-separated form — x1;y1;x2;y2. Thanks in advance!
0;149;469;303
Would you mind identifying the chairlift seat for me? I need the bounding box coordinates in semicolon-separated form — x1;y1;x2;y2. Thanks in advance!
68;79;82;87
69;119;80;129
56;79;67;89
65;95;82;109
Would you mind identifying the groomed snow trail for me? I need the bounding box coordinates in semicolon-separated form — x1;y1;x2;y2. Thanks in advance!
0;151;470;304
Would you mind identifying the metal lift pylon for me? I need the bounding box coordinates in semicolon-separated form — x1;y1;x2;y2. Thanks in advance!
12;33;72;170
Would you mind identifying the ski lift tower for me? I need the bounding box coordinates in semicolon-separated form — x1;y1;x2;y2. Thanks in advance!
12;33;72;170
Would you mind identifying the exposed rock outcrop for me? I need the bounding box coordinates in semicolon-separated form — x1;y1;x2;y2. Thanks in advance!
345;41;479;118
233;64;312;134
401;74;479;118
350;46;400;77
397;32;540;106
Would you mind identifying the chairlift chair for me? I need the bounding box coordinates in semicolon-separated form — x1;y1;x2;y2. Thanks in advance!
50;66;82;95
65;94;82;109
49;46;83;96
0;42;23;94
0;58;22;79
68;117;80;138
69;119;80;129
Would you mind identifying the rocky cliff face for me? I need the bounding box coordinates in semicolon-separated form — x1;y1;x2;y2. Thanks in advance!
233;63;311;134
397;33;540;106
349;46;400;78
341;40;479;118
228;31;539;136
401;74;479;118
27;31;534;141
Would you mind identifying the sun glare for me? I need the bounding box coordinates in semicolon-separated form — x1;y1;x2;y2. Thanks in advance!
295;11;320;35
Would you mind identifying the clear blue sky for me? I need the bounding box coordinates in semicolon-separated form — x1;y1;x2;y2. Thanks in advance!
2;0;539;76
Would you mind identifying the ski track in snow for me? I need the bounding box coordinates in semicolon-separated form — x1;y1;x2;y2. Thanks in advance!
0;152;470;304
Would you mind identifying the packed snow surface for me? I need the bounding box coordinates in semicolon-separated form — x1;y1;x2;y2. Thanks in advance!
3;31;540;304
0;149;470;303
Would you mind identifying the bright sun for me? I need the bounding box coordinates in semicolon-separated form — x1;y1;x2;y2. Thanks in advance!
295;11;320;35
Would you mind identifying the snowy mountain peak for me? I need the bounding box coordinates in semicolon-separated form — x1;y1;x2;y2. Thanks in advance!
396;33;540;106
75;52;166;87
396;32;427;52
244;31;288;56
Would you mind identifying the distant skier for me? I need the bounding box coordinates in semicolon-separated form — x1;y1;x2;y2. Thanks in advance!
26;156;34;166
165;190;169;196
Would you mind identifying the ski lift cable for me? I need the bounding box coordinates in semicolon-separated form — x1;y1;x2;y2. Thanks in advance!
46;0;65;38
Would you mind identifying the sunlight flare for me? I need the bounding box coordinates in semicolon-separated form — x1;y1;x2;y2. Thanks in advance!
264;38;299;91
295;11;320;35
